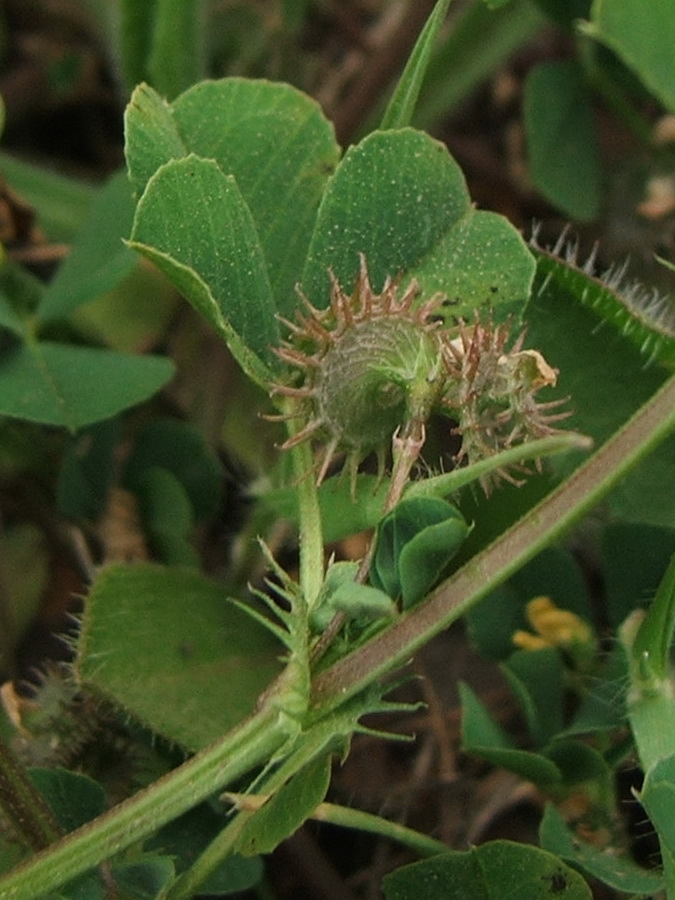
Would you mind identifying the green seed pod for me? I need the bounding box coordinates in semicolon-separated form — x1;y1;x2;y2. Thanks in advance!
271;255;445;489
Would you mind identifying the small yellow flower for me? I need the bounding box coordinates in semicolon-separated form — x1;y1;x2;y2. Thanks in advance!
513;596;594;652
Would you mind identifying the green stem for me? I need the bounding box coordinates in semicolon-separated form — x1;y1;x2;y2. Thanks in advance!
312;800;448;858
222;795;450;860
311;372;675;712
288;426;325;609
0;705;285;900
621;551;675;770
3;374;674;900
168;729;333;899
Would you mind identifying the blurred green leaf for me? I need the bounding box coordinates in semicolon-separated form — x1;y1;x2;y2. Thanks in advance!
601;522;675;626
502;649;564;746
29;769;105;833
110;857;175;899
544;739;610;786
124;419;223;521
380;0;452;130
466;547;592;661
532;0;591;27
119;0;158;88
76;564;283;750
1;522;49;664
540;804;664;894
57;419;120;520
147;0;207;99
38;171;137;324
587;0;675;114
0;152;95;242
459;681;563;786
524;61;601;221
383;840;591;899
147;805;263;894
412;0;544;130
0;342;173;430
135;467;199;567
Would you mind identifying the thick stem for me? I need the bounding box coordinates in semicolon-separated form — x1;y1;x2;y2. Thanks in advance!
0;705;285;900
311;373;675;712
3;375;673;900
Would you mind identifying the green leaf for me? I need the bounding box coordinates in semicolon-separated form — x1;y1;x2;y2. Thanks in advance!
0;342;173;430
641;754;675;853
57;419;120;520
125;82;188;189
311;565;395;632
524;61;601;221
631;550;675;686
124;419;223;520
540;803;664;894
76;564;283;750
526;244;673;525
502;649;564;746
601;522;675;627
37;171;138;324
125;79;339;316
380;0;453;130
129;155;278;383
147;805;263;894
28;769;105;833
587;0;675;114
382;840;591;899
119;1;158;89
0;292;27;337
147;0;207;99
531;0;591;27
1;522;49;662
564;646;627;735
398;516;470;609
466;547;592;661
371;497;469;608
409;209;536;324
531;241;675;369
110;857;175;899
235;754;331;856
543;739;610;787
0;151;95;243
413;1;545;131
302;129;469;304
459;682;563;786
135;467;199;567
302;128;533;322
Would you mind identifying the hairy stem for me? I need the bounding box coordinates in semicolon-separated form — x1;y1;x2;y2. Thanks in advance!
2;375;673;900
0;706;285;900
288;424;325;609
311;372;675;711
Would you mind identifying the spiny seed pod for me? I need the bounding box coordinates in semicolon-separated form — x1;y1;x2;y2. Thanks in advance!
442;316;569;488
270;255;446;490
